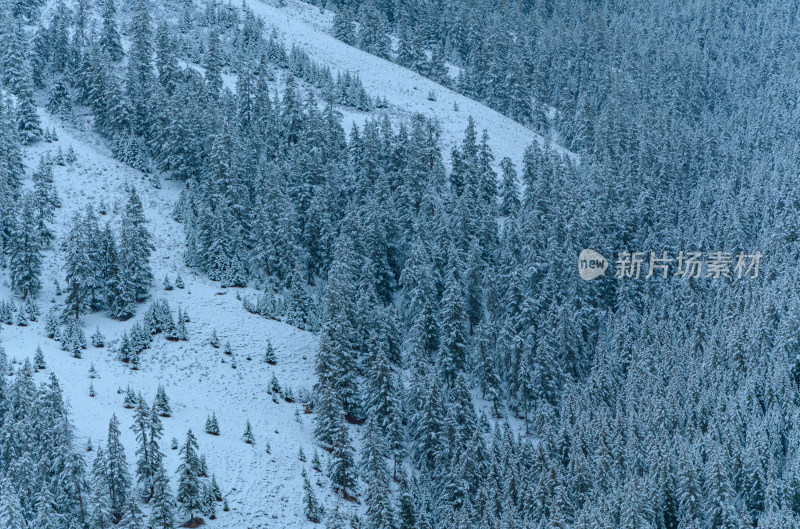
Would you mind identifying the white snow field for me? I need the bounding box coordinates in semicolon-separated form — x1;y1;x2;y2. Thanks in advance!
0;1;558;526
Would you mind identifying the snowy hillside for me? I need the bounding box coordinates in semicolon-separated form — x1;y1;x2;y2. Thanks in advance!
0;1;553;527
0;112;332;527
240;0;569;169
7;0;794;527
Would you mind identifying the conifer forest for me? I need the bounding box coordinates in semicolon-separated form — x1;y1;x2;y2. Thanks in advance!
0;0;799;527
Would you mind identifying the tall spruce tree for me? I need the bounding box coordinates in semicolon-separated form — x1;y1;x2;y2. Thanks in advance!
361;417;396;529
176;429;202;520
106;414;132;520
9;194;43;299
100;0;124;61
121;187;154;301
438;267;468;387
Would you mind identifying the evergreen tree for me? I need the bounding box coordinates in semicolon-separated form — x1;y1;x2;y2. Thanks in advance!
106;414;132;520
201;482;217;519
499;157;520;216
205;413;220;435
121;187;154;301
205;30;223;97
16;94;41;147
89;447;115;529
47;75;72;117
358;2;391;59
438;268;468;387
127;0;155;140
149;463;176;529
154;384;171;417
361;417;396;529
428;43;449;85
0;480;26;529
264;340;277;364
9;194;43;299
402;232;439;362
34;345;45;370
242;420;255;444
33;484;64;529
333;9;356;46
303;473;323;523
118;499;146;529
62;210;101;319
100;0;124;61
31;156;59;247
92;327;106;347
327;396;357;497
176;430;202;520
155;23;179;95
132;396;156;501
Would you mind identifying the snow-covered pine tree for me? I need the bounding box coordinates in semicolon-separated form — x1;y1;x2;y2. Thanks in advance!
100;224;136;319
357;1;391;59
286;264;313;330
0;479;26;529
14;64;42;143
176;429;203;521
33;344;45;370
269;372;282;397
155;22;179;95
327;396;357;498
126;0;154;142
401;232;439;363
201;482;217;519
106;414;132;520
332;8;356;45
89;446;115;528
9;194;43;299
264;340;277;364
499;157;520;217
123;386;137;409
205;30;223;97
24;295;38;321
32;484;65;529
118;498;146;529
149;463;176;529
242;420;256;444
62;209;102;320
211;475;222;502
361;417;396;529
92;327;105;347
303;473;323;523
153;384;171;417
47;74;72;117
31;156;58;245
121;187;154;302
205;412;220;435
198;454;208;477
99;0;124;61
438;267;468;387
131;395;156;501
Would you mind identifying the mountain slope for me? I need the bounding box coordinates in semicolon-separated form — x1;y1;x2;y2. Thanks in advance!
0;1;560;526
0;112;327;528
241;0;573;169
